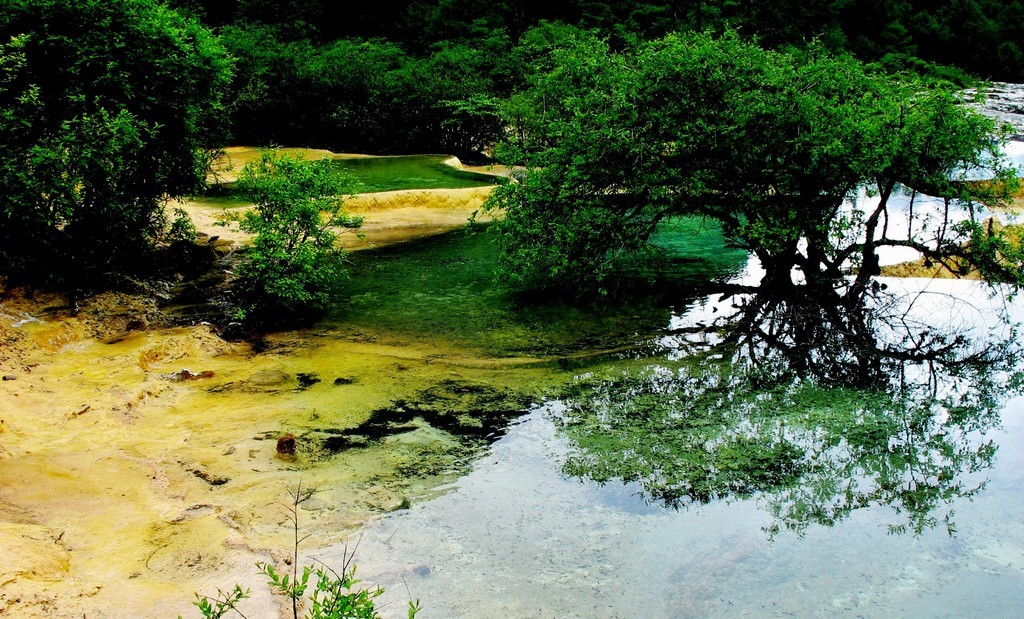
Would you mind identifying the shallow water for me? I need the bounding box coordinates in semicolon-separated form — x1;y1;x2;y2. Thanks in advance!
189;144;1022;616
0;217;749;617
326;278;1024;618
3;199;1020;617
339;221;747;356
335;156;499;193
327;397;1024;618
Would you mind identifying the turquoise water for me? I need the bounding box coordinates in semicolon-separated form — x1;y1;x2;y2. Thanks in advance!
339;221;748;357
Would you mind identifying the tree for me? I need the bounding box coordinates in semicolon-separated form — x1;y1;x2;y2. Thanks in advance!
0;0;231;279
231;152;362;321
222;22;317;148
485;31;1021;294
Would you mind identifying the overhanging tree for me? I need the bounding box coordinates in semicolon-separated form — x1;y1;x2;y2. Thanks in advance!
0;0;231;278
485;31;1022;294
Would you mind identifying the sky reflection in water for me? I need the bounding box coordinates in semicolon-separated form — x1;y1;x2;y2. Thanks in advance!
324;278;1024;618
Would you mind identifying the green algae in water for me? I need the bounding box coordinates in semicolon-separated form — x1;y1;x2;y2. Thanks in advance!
338;220;747;358
334;155;499;193
252;215;747;518
620;216;750;282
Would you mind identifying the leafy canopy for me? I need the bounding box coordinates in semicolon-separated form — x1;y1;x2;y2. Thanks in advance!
485;31;1021;293
0;0;231;278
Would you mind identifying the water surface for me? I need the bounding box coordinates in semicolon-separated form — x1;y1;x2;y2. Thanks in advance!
335;156;500;193
328;396;1024;618
318;277;1024;618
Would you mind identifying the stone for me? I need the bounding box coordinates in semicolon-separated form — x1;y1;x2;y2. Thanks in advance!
296;372;321;388
300;498;330;512
248;369;290;386
162;369;215;382
276;433;297;457
192;467;229;486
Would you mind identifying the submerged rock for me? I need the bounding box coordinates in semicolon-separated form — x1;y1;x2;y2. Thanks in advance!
360;486;408;512
297;380;535;482
210;368;294;393
276;433;297;458
161;369;215;382
248;369;290;386
309;379;533;456
191;466;229;486
296;372;321;388
300;497;330;512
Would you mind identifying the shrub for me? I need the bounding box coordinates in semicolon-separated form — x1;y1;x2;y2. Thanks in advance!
0;0;230;279
231;151;362;321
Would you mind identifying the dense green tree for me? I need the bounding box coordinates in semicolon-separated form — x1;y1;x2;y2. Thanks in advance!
0;0;231;278
299;38;416;152
219;25;313;147
165;0;239;26
485;31;1021;294
404;42;504;155
221;26;504;157
195;2;1024;161
231;152;362;320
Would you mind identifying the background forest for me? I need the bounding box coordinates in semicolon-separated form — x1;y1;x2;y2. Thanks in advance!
169;0;1024;157
4;0;1023;293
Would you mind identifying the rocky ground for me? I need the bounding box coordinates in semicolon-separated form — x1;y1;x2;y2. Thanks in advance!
0;153;509;617
967;82;1024;138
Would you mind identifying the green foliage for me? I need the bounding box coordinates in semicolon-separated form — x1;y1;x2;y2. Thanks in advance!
485;31;1021;293
190;585;250;619
202;559;419;619
169;207;200;245
180;1;1024;161
558;354;1012;536
186;484;420;619
220;27;503;157
231;151;362;320
0;0;230;278
259;559;394;619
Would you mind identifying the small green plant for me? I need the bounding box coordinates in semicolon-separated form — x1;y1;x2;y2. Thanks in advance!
167;207;199;245
184;482;419;619
229;151;363;321
260;551;395;619
190;585;250;619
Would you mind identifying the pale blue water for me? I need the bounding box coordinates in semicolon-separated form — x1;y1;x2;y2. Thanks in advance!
321;279;1024;618
336;398;1024;618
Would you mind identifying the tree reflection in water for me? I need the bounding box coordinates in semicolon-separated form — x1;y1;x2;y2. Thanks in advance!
556;285;1023;537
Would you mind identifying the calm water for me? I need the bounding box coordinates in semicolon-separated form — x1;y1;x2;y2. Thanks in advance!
305;215;1024;614
321;277;1024;618
339;220;748;356
296;149;1022;616
335;155;499;193
331;397;1024;618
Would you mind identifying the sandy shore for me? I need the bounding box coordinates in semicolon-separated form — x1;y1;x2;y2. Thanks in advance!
0;152;504;617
